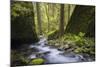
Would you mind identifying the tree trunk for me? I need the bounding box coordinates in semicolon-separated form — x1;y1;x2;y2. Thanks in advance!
45;4;50;33
36;3;42;35
65;5;95;37
59;4;64;37
68;5;70;22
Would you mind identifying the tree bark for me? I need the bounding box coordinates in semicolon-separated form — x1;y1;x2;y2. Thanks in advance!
45;4;50;33
36;2;42;35
59;4;64;37
65;5;95;37
68;5;70;22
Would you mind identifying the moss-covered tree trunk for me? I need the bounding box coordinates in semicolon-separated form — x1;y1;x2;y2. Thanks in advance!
65;5;95;37
11;1;38;49
59;4;64;37
36;2;42;35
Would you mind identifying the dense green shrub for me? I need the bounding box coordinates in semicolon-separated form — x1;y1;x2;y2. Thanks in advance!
64;32;95;57
49;32;95;57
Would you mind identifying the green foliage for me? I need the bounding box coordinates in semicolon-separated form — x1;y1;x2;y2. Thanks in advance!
63;32;83;42
51;32;95;57
48;30;59;40
78;32;85;37
11;2;33;19
31;58;45;65
11;50;29;66
63;32;95;56
33;2;75;36
47;30;56;36
74;48;83;53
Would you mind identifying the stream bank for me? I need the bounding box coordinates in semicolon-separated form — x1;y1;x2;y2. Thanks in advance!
11;35;94;66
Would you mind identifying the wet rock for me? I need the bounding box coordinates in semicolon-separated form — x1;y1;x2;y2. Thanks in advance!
28;54;36;59
22;47;39;56
82;54;94;61
75;54;86;61
36;51;51;58
45;43;48;45
43;51;51;55
31;47;39;52
65;48;74;52
55;43;60;47
64;44;69;48
59;46;64;50
63;44;70;50
27;47;39;53
60;52;76;58
58;48;63;51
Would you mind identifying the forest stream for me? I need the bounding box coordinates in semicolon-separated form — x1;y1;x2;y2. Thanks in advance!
27;35;90;64
11;2;95;66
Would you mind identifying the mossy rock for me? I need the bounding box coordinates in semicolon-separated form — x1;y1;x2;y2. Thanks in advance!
31;58;45;65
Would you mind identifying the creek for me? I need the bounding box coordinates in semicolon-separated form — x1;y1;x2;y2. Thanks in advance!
27;36;89;64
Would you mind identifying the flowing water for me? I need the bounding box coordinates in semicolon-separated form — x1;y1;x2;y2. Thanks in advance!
28;36;87;64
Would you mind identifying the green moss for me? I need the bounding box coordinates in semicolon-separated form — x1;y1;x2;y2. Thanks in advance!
11;1;38;45
31;58;45;65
